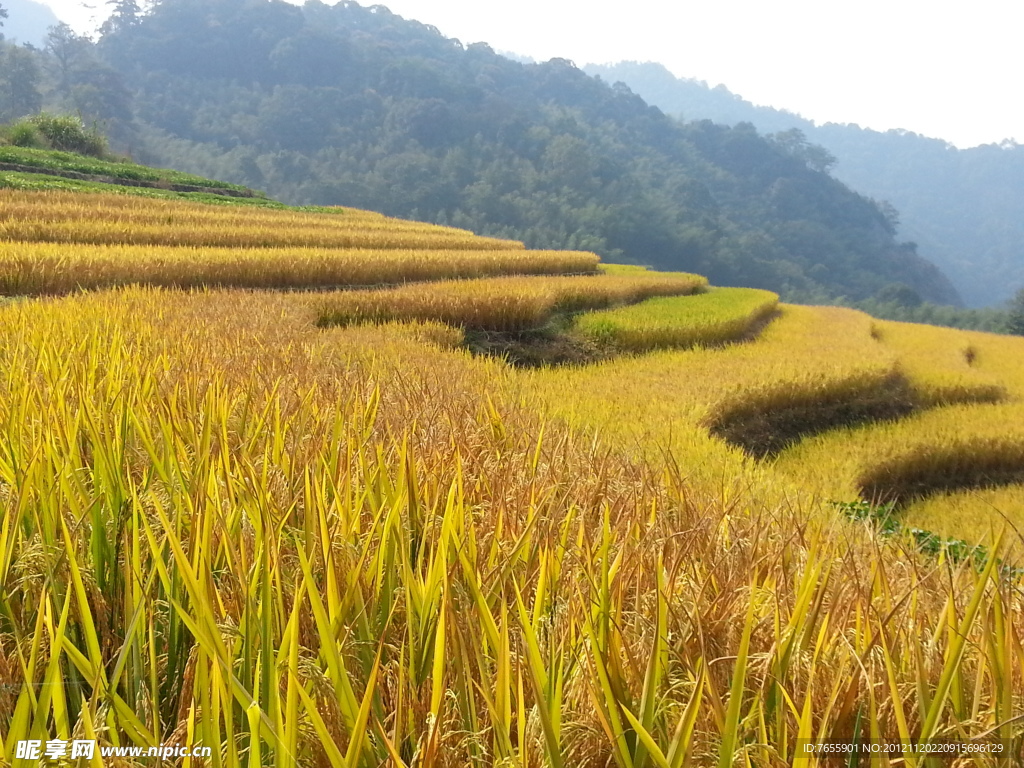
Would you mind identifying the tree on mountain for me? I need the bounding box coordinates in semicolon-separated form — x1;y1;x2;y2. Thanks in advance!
0;44;43;120
0;2;7;41
46;23;92;94
771;128;837;174
876;282;923;308
101;0;142;35
1008;289;1024;336
44;21;134;133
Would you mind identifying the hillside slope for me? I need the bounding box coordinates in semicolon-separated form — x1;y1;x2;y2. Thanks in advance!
1;178;1022;765
71;0;962;305
586;61;1024;307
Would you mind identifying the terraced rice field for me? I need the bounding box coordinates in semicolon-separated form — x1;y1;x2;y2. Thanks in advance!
1;188;1022;767
575;287;779;351
0;242;599;294
0;190;521;250
316;271;707;331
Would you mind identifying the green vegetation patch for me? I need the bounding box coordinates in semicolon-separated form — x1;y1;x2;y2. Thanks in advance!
576;286;779;351
0;171;330;210
0;145;257;195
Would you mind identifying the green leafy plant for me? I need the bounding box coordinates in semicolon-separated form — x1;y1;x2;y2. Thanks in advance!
25;113;108;157
5;121;45;148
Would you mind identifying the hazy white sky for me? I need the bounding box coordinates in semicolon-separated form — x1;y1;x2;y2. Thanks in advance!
38;0;1022;148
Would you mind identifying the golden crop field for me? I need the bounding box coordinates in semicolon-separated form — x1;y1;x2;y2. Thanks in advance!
574;287;779;351
869;319;1007;406
531;305;907;461
0;242;599;294
903;483;1024;554
773;401;1024;505
0;190;523;250
316;271;707;331
0;188;1022;767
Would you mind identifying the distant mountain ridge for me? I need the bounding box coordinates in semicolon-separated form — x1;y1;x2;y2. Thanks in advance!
2;0;960;305
585;61;1024;307
0;0;60;47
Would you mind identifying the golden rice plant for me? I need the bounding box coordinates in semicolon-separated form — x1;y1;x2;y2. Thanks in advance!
316;271;708;331
901;484;1024;561
872;319;1006;405
767;321;1024;522
0;288;1021;768
0;242;599;295
528;304;907;463
0;189;523;250
575;287;779;351
773;401;1024;505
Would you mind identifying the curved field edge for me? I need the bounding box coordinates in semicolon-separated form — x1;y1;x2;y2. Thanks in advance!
769;325;1024;518
1;288;1021;767
902;484;1024;561
315;271;707;332
772;402;1024;505
574;287;779;352
530;304;1007;462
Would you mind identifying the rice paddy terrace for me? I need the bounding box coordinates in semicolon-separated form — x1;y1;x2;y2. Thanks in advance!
0;180;1022;766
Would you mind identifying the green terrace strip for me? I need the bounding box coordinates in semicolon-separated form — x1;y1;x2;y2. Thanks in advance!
0;171;330;208
575;287;779;351
0;242;600;295
0;145;257;194
316;271;708;331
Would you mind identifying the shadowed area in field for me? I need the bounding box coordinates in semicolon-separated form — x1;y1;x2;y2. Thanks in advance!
860;452;1024;508
711;373;1005;459
711;373;920;458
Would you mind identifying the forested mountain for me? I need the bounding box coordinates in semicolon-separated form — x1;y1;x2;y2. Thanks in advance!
586;61;1024;307
1;0;960;304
